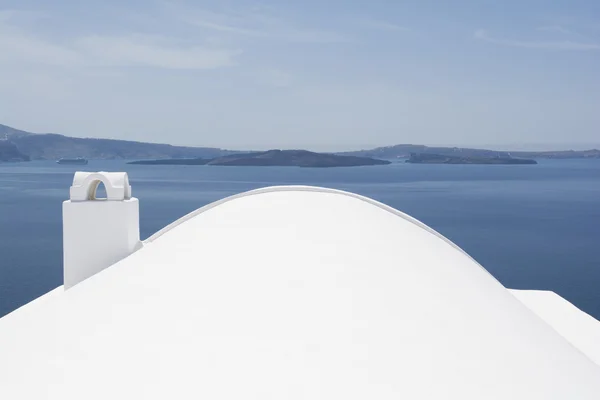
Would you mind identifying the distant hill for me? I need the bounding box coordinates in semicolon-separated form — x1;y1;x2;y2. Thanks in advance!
340;144;600;159
0;140;29;162
2;123;599;162
129;150;391;168
0;124;31;139
0;124;236;160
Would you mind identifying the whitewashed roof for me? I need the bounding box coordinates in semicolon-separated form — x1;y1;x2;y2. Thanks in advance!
1;186;599;399
510;289;600;366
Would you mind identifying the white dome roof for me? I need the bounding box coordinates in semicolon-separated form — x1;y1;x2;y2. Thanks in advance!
0;186;599;399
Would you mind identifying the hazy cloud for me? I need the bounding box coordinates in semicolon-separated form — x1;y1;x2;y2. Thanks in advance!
0;18;82;67
256;68;294;88
536;25;576;35
474;29;600;50
186;20;263;36
0;12;239;70
76;35;239;69
354;18;410;32
164;2;351;44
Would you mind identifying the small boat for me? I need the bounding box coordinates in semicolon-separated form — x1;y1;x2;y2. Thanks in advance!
56;157;88;165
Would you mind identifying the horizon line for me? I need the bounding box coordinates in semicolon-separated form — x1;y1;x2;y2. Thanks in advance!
2;123;599;153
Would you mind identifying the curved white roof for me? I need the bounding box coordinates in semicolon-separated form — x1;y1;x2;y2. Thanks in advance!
1;186;599;399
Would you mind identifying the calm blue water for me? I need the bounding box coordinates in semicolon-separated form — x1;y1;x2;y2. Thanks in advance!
1;160;599;319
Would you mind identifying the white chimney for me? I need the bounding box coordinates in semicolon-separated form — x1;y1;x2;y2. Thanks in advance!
62;172;141;289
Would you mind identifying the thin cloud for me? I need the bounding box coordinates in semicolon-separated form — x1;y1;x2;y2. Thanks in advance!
0;9;47;24
0;11;239;70
474;29;600;50
355;18;410;32
188;20;263;36
0;17;82;67
76;35;239;69
163;2;351;44
0;9;16;21
168;6;265;37
536;25;575;35
536;25;589;40
256;68;293;88
279;28;350;44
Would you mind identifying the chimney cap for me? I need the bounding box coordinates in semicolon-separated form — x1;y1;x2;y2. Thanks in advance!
69;171;132;201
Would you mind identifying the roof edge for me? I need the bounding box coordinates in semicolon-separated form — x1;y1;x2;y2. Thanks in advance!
143;185;495;278
510;289;600;365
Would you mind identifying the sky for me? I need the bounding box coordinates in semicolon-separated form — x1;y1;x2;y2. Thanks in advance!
0;0;598;151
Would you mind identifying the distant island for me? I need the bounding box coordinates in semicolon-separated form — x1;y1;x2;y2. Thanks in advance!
406;153;537;165
1;123;599;162
129;150;391;168
341;144;600;160
128;158;210;166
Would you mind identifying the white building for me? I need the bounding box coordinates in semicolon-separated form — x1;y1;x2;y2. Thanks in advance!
0;171;599;399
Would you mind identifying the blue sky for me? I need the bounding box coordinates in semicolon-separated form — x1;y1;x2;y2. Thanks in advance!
0;0;598;150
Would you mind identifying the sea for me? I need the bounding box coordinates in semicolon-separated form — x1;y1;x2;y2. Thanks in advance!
0;159;599;320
